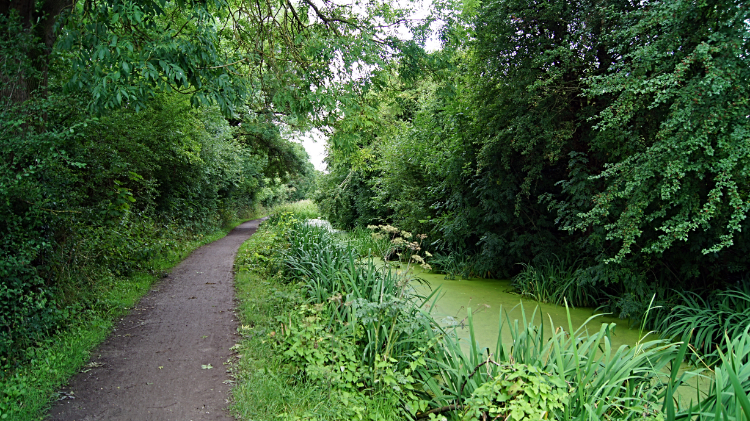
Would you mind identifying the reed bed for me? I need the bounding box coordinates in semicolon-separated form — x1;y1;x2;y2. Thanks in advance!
234;212;750;420
511;257;602;308
659;285;750;364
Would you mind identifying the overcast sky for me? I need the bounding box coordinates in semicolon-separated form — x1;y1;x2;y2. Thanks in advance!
298;129;328;172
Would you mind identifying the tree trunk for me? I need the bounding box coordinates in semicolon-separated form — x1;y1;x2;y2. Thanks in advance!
0;0;71;105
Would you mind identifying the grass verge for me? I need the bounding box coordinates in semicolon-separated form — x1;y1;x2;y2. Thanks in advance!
0;215;263;421
230;216;350;420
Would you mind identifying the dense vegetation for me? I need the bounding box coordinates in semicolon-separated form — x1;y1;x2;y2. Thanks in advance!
315;0;750;327
232;206;750;420
0;0;353;379
3;0;749;417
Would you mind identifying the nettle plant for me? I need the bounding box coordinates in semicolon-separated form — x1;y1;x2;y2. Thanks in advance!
367;225;433;272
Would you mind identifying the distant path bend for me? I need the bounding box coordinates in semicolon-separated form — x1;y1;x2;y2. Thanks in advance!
50;217;267;421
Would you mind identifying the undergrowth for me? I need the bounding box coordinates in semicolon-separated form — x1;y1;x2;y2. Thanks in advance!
659;283;750;365
0;211;264;421
232;212;750;421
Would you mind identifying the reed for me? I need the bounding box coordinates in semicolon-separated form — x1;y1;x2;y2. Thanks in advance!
270;200;320;220
425;303;686;420
659;284;750;363
344;226;393;258
429;250;478;280
278;220;442;416
511;257;601;307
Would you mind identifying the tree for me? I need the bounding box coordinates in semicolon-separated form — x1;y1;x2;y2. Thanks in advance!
2;0;409;117
569;0;750;270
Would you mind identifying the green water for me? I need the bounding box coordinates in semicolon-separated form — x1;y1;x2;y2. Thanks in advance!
410;269;710;404
413;272;645;352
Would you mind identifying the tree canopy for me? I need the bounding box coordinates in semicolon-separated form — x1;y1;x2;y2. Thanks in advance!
316;0;750;321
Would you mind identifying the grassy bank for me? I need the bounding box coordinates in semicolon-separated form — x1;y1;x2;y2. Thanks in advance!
231;220;351;419
231;209;750;421
0;213;264;421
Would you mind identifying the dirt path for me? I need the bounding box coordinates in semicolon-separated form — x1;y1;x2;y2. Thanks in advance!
49;218;267;421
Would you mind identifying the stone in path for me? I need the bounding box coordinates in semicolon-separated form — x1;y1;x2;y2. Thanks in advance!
49;218;266;421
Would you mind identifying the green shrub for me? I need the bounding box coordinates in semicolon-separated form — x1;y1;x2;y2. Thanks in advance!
0;90;271;364
461;363;568;421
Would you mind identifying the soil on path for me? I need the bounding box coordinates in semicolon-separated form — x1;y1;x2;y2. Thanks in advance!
49;218;267;421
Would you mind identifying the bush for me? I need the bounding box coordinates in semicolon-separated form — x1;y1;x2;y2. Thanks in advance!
0;91;272;365
461;363;568;421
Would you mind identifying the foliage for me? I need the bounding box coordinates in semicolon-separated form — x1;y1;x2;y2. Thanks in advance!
0;89;277;363
0;86;310;368
460;363;568;421
423;306;676;421
234;220;347;420
568;0;750;264
659;284;750;364
316;0;750;329
234;219;750;421
0;0;421;415
267;218;440;419
511;257;603;308
0;0;415;117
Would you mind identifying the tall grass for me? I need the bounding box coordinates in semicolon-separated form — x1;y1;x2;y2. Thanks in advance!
659;284;750;364
429;250;478;280
511;257;602;307
344;226;393;259
421;304;686;420
270;200;319;220
283;222;439;375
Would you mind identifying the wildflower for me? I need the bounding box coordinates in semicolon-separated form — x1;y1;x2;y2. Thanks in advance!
380;224;399;234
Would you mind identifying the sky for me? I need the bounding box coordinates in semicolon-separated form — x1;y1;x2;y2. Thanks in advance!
298;129;328;172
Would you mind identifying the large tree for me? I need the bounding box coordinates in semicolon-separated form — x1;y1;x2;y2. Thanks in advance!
568;0;750;270
1;0;407;116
